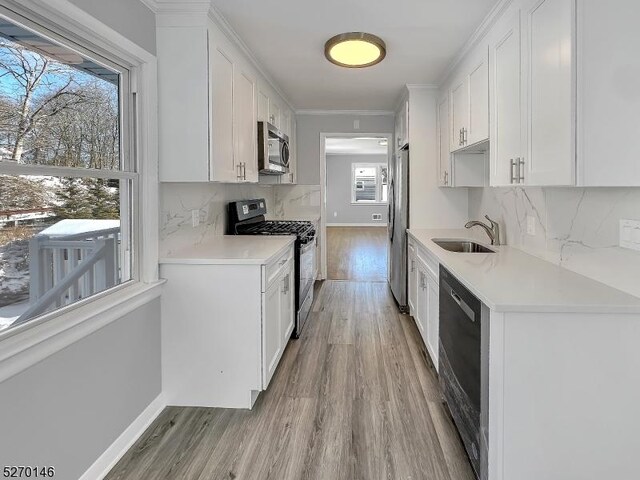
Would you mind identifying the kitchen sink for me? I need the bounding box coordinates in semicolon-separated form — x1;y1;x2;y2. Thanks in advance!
432;239;495;253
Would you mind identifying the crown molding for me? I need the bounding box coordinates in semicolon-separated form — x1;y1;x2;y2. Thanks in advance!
438;0;514;87
144;0;211;14
208;6;295;111
406;84;439;90
295;109;395;116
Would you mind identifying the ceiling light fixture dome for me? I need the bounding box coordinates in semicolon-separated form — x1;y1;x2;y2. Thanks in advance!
324;32;386;68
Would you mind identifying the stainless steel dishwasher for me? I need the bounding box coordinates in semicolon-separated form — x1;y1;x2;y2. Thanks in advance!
439;265;488;480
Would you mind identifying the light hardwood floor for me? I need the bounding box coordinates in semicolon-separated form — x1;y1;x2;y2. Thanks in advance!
105;281;474;480
327;226;388;281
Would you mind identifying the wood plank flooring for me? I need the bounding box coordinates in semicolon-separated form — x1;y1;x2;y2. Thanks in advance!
327;227;388;281
105;281;474;480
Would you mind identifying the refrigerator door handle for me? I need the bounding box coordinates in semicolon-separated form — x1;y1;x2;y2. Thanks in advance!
388;178;395;242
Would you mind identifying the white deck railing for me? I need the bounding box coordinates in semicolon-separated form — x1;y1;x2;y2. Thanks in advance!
13;227;120;325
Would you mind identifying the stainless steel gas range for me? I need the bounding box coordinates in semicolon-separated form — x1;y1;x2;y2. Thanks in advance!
228;199;317;338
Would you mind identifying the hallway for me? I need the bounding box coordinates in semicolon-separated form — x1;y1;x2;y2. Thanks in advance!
105;281;474;480
326;226;388;281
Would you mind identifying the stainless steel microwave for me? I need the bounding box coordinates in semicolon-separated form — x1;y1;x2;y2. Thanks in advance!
258;121;290;175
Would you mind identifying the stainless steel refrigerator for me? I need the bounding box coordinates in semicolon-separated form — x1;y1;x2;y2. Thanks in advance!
388;146;409;311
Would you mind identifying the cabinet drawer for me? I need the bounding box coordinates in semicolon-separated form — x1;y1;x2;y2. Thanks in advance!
417;246;439;282
263;245;294;291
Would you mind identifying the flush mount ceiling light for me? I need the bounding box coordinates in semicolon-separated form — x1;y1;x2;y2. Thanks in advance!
324;32;386;68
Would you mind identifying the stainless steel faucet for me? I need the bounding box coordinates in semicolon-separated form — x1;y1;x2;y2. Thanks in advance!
465;215;501;246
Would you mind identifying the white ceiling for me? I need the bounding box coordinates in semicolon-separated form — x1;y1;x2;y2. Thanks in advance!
209;0;500;110
325;137;389;156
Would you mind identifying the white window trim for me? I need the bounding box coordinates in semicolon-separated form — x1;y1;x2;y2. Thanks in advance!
0;0;160;381
351;162;388;205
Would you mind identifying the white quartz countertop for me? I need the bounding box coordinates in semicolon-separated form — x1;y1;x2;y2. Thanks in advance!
160;234;295;265
408;228;640;314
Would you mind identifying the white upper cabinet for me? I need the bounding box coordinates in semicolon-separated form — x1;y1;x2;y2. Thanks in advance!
269;101;281;129
257;89;269;123
157;13;294;184
487;0;575;186
450;76;469;151
521;0;574;186
210;46;237;183
437;95;452;186
450;45;489;152
489;8;523;186
577;0;640;186
467;49;490;146
233;69;258;183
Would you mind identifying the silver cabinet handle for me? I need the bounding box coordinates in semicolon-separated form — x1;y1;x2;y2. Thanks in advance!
237;163;243;181
463;128;467;145
282;274;289;294
459;128;463;146
411;260;415;273
445;170;449;186
518;157;525;183
510;159;516;184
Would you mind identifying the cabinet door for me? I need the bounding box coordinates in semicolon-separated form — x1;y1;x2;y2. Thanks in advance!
468;48;489;145
522;0;574;186
258;89;269;123
210;46;237;182
450;77;469;151
408;245;418;315
263;278;282;388
426;274;439;371
280;264;295;345
415;266;428;344
489;10;523;186
269;101;281;129
234;69;258;182
437;95;452;186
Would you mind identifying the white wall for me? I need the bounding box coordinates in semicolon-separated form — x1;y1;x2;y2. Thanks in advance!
469;186;640;298
68;0;156;53
0;299;161;480
326;154;388;225
296;113;395;185
407;87;469;229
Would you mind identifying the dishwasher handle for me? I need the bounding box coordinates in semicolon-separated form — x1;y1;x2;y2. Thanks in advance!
450;288;476;322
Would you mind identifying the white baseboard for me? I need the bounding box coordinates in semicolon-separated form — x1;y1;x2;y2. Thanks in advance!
326;223;387;227
79;393;166;480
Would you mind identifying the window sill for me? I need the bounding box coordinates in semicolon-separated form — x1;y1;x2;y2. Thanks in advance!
350;202;388;206
0;280;165;383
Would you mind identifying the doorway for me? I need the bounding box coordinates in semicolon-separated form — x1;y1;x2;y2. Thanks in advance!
320;134;392;281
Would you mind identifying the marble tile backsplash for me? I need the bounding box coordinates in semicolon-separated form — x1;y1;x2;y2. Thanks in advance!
160;183;321;241
468;187;640;298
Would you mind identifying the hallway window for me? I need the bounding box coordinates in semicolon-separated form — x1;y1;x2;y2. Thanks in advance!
352;163;387;204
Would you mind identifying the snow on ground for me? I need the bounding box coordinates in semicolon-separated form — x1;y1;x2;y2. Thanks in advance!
0;300;28;330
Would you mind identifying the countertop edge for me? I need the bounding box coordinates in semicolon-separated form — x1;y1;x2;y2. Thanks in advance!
407;229;640;314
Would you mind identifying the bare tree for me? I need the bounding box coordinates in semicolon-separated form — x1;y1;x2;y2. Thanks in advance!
0;39;85;162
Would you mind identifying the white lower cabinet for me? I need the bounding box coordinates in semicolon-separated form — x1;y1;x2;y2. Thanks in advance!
425;271;439;371
263;257;295;388
409;241;440;371
161;243;295;409
408;241;418;315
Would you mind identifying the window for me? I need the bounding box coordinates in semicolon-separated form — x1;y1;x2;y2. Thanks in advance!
0;16;136;333
351;163;388;204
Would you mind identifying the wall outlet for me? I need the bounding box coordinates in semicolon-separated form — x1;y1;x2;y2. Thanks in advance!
333;211;338;217
372;214;382;221
526;216;536;236
353;119;360;130
191;209;200;227
620;219;640;251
